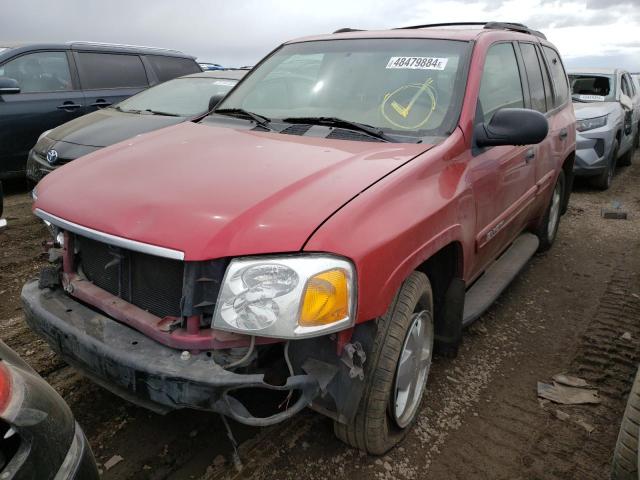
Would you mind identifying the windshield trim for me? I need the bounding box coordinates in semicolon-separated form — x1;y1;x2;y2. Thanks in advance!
214;37;474;142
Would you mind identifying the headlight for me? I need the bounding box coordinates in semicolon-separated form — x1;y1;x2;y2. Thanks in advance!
576;115;607;132
212;255;356;338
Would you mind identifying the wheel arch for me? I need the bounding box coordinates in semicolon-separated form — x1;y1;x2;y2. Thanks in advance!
560;151;575;215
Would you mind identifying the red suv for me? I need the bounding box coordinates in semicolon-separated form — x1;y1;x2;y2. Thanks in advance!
23;22;575;454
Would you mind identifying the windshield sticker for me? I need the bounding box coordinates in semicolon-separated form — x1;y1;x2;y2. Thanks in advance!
213;80;236;87
386;57;448;70
578;94;605;102
380;77;438;130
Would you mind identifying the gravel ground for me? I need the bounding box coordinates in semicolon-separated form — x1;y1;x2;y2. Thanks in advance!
1;151;639;479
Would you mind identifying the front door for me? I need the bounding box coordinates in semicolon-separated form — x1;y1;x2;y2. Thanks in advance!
470;42;536;278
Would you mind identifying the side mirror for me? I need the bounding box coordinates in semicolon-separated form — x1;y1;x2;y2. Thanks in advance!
620;93;632;111
0;77;20;95
208;93;226;111
475;108;548;148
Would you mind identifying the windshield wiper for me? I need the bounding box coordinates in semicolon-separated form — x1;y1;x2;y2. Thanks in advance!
282;116;396;142
571;95;588;103
142;109;182;117
215;108;271;129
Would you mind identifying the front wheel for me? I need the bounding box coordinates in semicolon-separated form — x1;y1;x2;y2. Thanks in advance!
592;140;618;190
535;170;565;252
334;272;434;454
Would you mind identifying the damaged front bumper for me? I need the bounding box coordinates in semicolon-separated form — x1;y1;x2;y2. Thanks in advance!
21;280;321;427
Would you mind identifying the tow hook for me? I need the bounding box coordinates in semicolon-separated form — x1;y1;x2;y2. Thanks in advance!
341;342;366;380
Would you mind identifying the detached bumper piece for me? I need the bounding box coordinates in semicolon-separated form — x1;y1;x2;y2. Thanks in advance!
21;280;319;427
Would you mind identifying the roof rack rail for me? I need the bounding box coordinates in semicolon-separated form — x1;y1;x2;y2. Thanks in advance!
333;28;364;34
394;21;546;39
68;41;185;54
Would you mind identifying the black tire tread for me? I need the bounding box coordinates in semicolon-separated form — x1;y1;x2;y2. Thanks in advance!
535;170;565;253
612;366;640;479
334;271;432;455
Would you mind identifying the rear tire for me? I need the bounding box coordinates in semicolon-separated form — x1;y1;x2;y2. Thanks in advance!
334;272;434;455
592;140;618;190
535;170;565;253
611;366;640;480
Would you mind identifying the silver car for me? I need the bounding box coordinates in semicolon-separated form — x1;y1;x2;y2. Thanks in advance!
569;68;639;189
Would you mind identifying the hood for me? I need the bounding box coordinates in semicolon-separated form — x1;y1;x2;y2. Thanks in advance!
35;123;432;260
48;108;186;147
572;101;620;120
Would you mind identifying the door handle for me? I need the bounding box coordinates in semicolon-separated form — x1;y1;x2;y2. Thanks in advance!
559;128;568;140
90;99;112;108
525;148;535;163
57;102;82;111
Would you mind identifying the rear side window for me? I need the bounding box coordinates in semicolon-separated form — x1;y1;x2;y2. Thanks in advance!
0;51;72;93
478;43;524;123
542;46;569;107
76;52;148;89
519;43;547;113
146;56;200;82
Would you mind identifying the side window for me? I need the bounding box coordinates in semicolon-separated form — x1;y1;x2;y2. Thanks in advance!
541;46;569;107
146;56;201;82
478;43;524;123
0;51;72;93
76;53;148;89
519;43;546;113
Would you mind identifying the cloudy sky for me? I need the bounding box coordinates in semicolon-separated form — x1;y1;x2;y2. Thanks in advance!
2;0;640;71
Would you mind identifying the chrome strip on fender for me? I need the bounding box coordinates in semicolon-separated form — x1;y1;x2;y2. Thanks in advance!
35;209;185;261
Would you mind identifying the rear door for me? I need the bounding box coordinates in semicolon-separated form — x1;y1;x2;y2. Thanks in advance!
0;50;84;177
518;42;556;202
74;51;149;112
470;42;536;274
540;46;574;182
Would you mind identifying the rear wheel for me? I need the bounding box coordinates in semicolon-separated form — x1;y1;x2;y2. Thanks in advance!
592;140;618;190
535;170;565;252
611;366;640;479
334;272;434;454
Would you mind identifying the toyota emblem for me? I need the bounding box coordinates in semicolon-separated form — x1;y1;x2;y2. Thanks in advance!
46;149;59;165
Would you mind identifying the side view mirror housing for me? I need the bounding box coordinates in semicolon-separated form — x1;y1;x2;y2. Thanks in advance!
208;93;226;112
0;77;20;95
620;93;632;111
475;108;548;148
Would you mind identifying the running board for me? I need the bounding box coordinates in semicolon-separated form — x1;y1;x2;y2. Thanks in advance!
462;233;539;327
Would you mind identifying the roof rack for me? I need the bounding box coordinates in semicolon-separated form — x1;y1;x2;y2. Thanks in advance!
68;41;185;54
393;21;547;39
333;28;364;34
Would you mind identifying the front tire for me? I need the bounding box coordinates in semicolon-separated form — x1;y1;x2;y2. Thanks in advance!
592;140;618;190
334;272;434;454
535;170;565;252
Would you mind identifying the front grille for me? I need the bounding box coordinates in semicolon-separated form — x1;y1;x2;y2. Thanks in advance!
76;235;184;318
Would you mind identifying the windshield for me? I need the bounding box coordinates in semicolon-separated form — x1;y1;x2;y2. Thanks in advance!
116;77;238;116
216;39;470;141
569;74;615;102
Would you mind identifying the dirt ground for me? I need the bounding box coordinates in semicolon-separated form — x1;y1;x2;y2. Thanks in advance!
1;151;639;480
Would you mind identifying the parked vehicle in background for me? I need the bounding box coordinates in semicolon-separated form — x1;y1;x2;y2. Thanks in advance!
568;68;639;189
26;69;246;183
199;62;224;71
0;42;201;179
0;339;99;479
23;22;575;454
